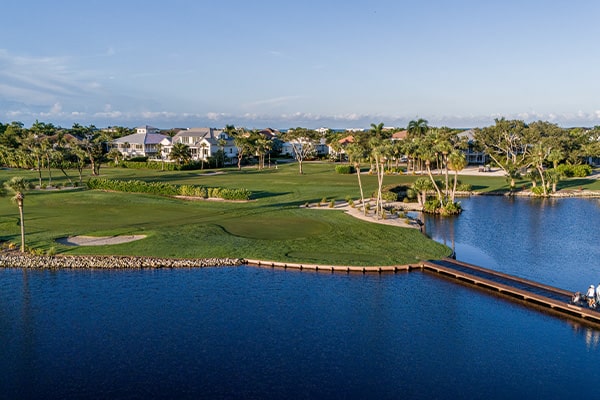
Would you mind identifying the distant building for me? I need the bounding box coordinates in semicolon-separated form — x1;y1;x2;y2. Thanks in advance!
111;126;169;158
136;125;160;135
163;127;237;162
457;129;488;165
391;130;408;141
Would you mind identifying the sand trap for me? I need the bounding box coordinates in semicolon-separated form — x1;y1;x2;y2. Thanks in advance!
56;235;147;246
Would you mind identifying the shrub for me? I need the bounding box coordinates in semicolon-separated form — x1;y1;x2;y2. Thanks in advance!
457;183;472;192
30;248;45;256
441;201;462;216
86;178;250;200
335;165;355;174
556;164;592;178
531;186;546;196
329;200;335;208
572;164;592;177
423;199;441;214
219;188;251;200
381;190;398;202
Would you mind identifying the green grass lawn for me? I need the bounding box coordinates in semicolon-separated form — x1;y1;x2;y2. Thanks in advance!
1;161;598;265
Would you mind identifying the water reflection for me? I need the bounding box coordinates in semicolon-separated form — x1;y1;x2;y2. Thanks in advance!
569;320;600;350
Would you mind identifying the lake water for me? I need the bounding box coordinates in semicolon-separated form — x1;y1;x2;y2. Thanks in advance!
2;197;600;399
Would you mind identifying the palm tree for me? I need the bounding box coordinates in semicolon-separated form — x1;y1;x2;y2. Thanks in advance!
217;138;227;167
345;142;368;215
370;122;385;139
545;169;560;193
155;143;165;170
199;142;209;169
369;137;389;219
417;139;443;202
232;129;251;170
433;135;453;200
407;118;429;139
3;177;28;252
411;177;434;206
169;142;191;166
447;150;467;202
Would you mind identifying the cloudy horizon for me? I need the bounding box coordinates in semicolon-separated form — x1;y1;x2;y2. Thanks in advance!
3;1;600;130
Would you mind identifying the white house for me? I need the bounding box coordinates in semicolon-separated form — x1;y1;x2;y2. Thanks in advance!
162;127;237;162
111;127;169;158
457;129;488;165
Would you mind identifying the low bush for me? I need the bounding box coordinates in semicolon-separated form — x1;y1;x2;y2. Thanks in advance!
381;190;398;202
457;183;472;191
531;186;546;196
86;178;251;200
556;164;593;178
335;165;355;174
423;199;441;214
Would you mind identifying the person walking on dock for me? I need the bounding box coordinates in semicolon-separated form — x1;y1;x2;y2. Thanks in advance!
596;284;600;304
587;285;596;308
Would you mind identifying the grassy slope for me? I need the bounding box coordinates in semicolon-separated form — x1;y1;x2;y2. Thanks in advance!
1;162;598;265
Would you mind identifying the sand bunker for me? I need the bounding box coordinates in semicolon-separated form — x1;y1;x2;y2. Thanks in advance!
56;235;147;246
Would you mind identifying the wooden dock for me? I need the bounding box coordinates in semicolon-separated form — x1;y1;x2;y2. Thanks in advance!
244;257;600;327
421;258;600;325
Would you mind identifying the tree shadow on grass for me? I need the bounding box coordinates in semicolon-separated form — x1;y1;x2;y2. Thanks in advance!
250;191;291;200
558;178;596;190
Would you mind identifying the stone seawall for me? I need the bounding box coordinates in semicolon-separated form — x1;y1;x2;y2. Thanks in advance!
0;251;243;269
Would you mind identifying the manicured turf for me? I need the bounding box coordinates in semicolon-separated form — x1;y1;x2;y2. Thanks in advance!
1;161;598;265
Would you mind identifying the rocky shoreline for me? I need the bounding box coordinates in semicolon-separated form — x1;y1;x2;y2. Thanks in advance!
0;251;243;269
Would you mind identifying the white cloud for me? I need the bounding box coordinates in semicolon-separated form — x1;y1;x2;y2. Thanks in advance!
50;102;62;114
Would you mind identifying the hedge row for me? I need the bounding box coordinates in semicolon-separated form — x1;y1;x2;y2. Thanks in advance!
109;161;211;171
335;165;356;174
87;178;251;200
555;164;593;178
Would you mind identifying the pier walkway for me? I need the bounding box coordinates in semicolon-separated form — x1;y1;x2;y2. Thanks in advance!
245;257;600;326
421;258;600;325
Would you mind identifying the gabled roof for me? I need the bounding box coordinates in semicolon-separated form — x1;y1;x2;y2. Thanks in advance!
338;135;354;144
113;132;169;145
258;128;280;139
457;129;476;141
391;130;408;140
173;127;223;139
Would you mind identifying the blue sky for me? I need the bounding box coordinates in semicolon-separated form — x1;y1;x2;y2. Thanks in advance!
2;0;600;129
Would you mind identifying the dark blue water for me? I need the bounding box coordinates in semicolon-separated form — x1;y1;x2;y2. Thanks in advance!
2;197;600;399
424;196;600;290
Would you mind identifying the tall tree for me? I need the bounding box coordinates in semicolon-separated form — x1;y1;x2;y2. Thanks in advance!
72;124;105;176
407;118;429;139
417;133;443;202
448;150;467;202
369;122;385;139
369;137;390;218
232;129;252;170
345;142;369;215
217;138;227;167
169;142;192;165
3;176;28;252
282;128;318;174
412;177;434;206
473;118;529;190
